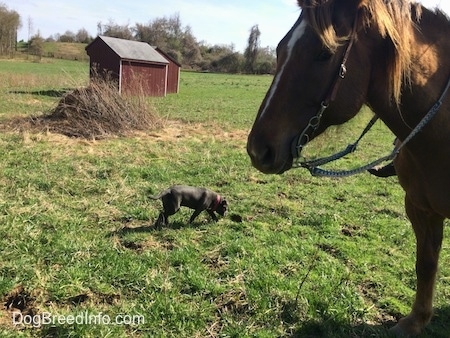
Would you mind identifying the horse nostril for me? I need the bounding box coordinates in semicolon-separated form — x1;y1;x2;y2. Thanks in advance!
247;139;274;168
259;146;274;167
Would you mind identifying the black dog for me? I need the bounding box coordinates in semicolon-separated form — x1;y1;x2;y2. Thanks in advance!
150;185;227;228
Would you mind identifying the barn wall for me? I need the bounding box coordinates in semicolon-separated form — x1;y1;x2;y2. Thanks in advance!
166;61;180;94
86;40;121;85
121;61;167;97
155;48;180;94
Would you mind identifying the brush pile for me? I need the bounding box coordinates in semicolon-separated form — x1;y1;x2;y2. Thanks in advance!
35;78;161;139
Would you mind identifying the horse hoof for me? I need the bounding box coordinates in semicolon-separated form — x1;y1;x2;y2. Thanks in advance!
389;325;413;337
389;317;423;337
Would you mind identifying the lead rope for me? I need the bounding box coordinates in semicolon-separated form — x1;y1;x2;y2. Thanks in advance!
300;115;378;168
301;76;450;178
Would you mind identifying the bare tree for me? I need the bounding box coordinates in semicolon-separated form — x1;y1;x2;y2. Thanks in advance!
135;13;202;67
75;28;91;43
244;25;261;73
134;23;152;43
59;30;76;42
99;20;134;40
0;4;21;56
29;32;44;60
97;21;103;36
27;16;32;41
180;25;201;67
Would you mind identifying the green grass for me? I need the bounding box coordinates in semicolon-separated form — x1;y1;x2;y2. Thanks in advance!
0;58;88;120
0;59;449;337
15;41;89;61
151;72;272;128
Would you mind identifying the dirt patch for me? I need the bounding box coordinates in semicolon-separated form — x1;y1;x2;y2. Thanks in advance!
1;285;36;328
0;115;248;145
340;223;363;237
207;283;254;336
147;120;248;143
64;292;120;307
357;280;400;325
202;246;230;271
111;231;177;254
317;243;347;262
215;288;251;316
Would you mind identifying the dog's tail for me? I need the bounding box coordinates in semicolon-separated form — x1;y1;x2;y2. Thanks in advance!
149;189;168;200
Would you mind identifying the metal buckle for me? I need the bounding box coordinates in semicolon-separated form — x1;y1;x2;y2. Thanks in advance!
339;63;347;78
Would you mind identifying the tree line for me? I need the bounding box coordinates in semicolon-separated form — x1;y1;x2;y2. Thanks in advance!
0;3;276;74
95;14;276;74
0;3;20;56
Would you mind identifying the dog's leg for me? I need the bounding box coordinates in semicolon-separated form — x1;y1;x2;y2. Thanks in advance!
162;213;169;226
189;209;203;223
160;195;179;226
206;210;219;222
154;212;165;230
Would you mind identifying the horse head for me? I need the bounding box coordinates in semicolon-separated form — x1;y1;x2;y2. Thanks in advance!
247;0;383;174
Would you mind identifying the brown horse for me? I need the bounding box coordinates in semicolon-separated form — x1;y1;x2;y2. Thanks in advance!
247;0;449;336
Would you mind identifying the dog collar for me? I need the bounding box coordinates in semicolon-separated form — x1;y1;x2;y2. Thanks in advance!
210;195;221;211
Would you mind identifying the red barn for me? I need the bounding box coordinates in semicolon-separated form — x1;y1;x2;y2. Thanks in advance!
85;36;180;97
155;47;181;94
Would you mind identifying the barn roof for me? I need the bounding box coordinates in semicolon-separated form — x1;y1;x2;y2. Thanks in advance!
92;36;169;64
155;47;182;67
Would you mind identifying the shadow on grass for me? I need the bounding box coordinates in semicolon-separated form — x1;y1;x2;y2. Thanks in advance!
9;89;70;97
290;321;391;338
286;305;450;337
40;326;79;338
111;219;205;236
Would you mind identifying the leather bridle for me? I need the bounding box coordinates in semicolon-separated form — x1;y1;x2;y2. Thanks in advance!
291;11;360;167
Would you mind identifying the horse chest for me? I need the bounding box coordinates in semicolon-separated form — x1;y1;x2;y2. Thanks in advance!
396;154;450;217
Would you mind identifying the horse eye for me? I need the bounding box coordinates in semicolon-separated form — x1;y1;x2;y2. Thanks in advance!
316;48;333;61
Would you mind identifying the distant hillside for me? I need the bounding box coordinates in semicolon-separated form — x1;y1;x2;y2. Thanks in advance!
43;42;89;61
17;41;89;61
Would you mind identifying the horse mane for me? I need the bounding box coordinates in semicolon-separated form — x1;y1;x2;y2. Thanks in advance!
298;0;423;105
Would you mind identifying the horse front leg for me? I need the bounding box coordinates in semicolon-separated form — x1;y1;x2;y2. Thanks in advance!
391;195;444;336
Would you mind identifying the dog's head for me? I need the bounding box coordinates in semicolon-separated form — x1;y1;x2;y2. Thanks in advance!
215;197;228;216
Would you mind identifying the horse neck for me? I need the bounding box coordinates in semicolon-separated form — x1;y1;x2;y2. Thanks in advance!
366;7;450;141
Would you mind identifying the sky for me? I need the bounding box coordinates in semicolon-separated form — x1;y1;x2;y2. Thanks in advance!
4;0;450;52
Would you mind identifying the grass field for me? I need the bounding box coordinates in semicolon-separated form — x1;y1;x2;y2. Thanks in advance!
15;41;89;62
0;58;449;337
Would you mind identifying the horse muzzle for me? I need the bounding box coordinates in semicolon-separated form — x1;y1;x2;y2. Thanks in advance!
246;132;294;174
